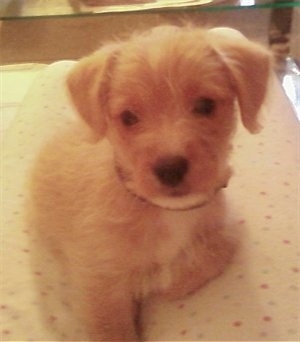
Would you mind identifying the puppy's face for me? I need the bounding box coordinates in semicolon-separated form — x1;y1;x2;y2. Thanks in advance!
68;26;271;210
106;40;236;210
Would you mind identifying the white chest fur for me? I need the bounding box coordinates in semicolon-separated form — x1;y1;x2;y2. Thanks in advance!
155;209;203;263
136;208;205;297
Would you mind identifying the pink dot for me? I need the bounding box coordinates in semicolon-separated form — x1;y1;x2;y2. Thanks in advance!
238;219;246;225
260;284;270;289
150;320;157;326
177;303;185;310
49;315;57;322
263;316;272;322
233;321;243;327
283;239;291;245
292;267;300;273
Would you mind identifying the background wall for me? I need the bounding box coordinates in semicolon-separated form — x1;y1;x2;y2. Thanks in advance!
0;8;272;64
290;7;300;60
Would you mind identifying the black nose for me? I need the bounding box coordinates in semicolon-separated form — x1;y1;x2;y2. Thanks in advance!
153;156;189;187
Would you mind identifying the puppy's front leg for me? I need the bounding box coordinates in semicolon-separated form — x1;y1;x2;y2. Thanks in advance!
73;275;140;341
163;231;235;300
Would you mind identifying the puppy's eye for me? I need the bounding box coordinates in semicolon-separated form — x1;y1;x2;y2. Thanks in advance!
120;110;139;127
193;98;216;116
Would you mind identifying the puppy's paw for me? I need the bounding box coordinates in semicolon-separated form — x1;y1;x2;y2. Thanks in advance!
203;233;236;279
163;233;236;300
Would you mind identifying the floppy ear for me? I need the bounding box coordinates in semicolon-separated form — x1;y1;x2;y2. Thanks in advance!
67;44;119;137
208;28;272;133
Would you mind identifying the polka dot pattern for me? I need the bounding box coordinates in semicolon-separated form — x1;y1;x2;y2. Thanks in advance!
2;62;300;341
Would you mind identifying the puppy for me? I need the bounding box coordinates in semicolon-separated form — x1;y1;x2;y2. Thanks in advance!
30;25;271;341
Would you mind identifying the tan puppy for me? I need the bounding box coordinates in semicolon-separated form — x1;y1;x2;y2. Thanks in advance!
30;25;271;341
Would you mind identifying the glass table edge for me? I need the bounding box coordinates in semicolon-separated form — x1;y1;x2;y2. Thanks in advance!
0;1;299;21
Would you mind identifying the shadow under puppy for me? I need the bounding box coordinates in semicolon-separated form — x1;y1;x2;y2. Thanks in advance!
30;25;271;341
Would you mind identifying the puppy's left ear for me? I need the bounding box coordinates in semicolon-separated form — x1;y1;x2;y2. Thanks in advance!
208;28;273;133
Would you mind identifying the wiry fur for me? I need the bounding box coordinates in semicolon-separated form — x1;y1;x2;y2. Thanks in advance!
29;25;271;341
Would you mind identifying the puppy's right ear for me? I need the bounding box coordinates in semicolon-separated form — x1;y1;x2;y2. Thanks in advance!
67;44;119;138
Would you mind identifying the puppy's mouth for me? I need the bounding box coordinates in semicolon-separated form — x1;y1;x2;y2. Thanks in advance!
116;164;227;211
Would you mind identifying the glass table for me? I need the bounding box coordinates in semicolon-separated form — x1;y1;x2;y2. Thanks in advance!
0;0;298;18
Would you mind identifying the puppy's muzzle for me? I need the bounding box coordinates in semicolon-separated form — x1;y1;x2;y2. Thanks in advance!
153;155;189;187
